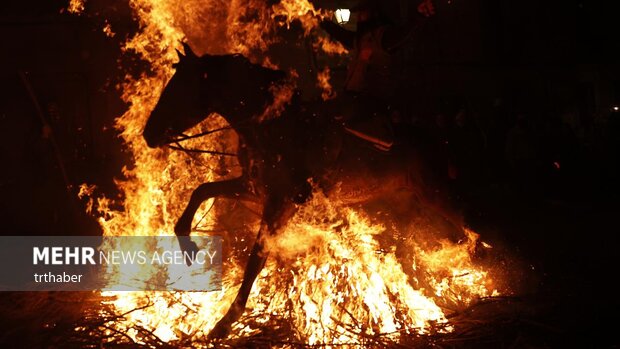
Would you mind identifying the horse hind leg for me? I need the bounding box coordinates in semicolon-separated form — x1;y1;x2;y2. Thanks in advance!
175;177;253;237
207;227;269;339
208;195;297;339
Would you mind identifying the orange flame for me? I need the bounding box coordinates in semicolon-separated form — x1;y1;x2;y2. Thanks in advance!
67;0;85;15
102;22;115;38
315;35;349;56
258;71;297;122
317;66;336;100
77;0;503;345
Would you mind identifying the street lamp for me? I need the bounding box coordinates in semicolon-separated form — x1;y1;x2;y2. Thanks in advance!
334;8;351;25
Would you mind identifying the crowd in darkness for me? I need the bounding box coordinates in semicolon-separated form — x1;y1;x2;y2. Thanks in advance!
312;0;620;212
392;97;620;208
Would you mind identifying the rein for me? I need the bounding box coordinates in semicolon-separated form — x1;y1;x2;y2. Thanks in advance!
161;116;259;157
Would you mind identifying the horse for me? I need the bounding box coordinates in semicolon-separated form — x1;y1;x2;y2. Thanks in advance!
143;43;462;338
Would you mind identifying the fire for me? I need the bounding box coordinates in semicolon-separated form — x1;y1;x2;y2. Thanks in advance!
67;0;85;14
317;66;336;100
258;70;298;122
272;0;324;35
315;35;349;56
102;22;115;38
75;0;503;346
414;228;499;305
259;191;450;343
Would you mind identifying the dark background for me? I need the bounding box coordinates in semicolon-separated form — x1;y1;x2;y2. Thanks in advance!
1;0;619;347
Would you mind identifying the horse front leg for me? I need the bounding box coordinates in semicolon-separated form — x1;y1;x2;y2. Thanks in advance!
176;177;254;259
175;177;252;237
208;195;297;339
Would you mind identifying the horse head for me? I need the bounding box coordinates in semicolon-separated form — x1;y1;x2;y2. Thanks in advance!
143;43;287;148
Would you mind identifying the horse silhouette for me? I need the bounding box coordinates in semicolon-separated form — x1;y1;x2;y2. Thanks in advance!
143;43;461;338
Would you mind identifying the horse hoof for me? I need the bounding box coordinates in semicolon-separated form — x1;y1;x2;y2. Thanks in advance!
177;237;200;266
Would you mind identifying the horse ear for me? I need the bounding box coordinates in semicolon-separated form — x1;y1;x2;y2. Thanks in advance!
182;42;198;60
175;48;185;60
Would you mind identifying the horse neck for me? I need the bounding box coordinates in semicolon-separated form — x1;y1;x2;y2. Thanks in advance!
213;102;263;142
211;90;278;141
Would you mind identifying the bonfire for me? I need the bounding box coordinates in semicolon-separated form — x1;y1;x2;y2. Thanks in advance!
66;0;507;347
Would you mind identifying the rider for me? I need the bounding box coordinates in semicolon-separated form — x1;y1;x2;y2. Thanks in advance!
319;0;435;148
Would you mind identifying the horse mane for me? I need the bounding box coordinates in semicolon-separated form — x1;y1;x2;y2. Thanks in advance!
198;53;287;87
